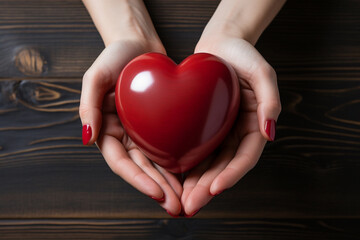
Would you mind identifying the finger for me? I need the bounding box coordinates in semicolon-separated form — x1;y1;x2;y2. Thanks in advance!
79;67;111;145
101;113;181;215
201;38;281;141
97;133;164;201
155;164;183;199
100;113;124;140
99;112;164;200
229;40;281;141
129;150;182;216
102;92;116;113
183;145;236;216
249;64;281;142
181;158;211;209
210;131;266;195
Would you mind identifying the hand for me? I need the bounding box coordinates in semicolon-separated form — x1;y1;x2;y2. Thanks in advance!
80;0;183;216
79;40;183;216
181;36;282;215
81;0;284;218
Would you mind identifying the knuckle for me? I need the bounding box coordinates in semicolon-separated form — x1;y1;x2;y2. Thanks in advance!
243;153;258;170
78;103;90;119
260;63;277;81
268;65;277;80
83;67;112;89
82;69;97;83
82;69;91;82
135;157;146;168
130;149;152;170
269;99;282;116
83;67;107;84
137;158;152;170
276;102;282;116
248;62;277;87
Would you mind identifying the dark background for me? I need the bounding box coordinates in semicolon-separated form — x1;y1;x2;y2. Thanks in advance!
0;0;359;239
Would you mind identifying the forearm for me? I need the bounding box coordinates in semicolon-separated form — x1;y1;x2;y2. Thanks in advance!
83;0;161;47
201;0;286;45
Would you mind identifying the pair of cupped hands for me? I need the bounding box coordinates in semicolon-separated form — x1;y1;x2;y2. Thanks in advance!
79;31;281;217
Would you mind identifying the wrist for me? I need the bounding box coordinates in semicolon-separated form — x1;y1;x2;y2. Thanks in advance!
83;0;163;49
198;0;286;46
195;19;249;55
200;14;255;46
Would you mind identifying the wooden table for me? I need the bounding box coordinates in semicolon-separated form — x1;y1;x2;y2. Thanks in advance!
1;0;359;239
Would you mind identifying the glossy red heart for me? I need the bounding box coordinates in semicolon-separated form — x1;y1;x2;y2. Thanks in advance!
115;53;240;173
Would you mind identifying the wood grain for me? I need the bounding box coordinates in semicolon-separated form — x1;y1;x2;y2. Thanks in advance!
0;0;359;78
0;219;359;240
14;48;47;76
1;81;359;219
0;0;359;239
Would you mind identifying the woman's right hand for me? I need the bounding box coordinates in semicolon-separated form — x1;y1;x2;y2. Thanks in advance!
80;39;182;217
80;0;183;216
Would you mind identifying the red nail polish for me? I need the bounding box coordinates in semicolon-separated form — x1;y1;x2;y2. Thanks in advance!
82;124;92;145
151;196;165;202
265;119;276;141
210;190;224;197
166;210;179;218
185;209;200;218
179;208;185;217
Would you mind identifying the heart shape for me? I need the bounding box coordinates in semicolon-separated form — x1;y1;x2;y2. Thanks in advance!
115;53;240;173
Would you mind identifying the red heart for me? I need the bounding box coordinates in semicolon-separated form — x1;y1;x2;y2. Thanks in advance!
115;53;240;173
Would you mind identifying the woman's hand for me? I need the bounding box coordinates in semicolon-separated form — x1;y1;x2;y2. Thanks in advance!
80;0;285;217
182;36;282;217
79;0;182;216
181;0;285;216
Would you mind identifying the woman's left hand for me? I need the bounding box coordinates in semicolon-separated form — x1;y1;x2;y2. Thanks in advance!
181;35;282;216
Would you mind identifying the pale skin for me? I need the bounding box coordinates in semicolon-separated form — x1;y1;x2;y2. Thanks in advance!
80;0;285;217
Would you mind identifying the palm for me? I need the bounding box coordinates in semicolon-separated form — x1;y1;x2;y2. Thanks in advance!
180;37;277;215
97;90;183;215
230;78;261;148
181;77;265;214
80;41;182;216
81;39;278;217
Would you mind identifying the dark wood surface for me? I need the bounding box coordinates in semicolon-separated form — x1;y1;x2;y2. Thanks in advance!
0;219;359;240
0;0;359;239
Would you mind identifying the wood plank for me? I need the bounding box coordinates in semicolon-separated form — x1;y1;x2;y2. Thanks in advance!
0;0;359;224
0;219;359;240
1;79;359;218
259;0;360;82
0;0;359;78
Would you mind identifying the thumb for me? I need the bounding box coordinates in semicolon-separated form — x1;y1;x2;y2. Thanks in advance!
210;38;281;141
79;68;114;145
250;63;281;141
79;41;148;145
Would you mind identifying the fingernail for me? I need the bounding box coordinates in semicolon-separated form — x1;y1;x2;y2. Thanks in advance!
166;210;179;218
265;119;276;141
179;208;185;217
185;209;201;218
210;189;224;197
82;124;92;145
150;195;165;202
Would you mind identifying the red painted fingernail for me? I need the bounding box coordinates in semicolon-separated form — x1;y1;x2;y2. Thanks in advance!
166;210;179;218
82;124;92;145
210;190;224;197
151;195;165;202
179;208;185;217
185;209;200;218
265;119;276;141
